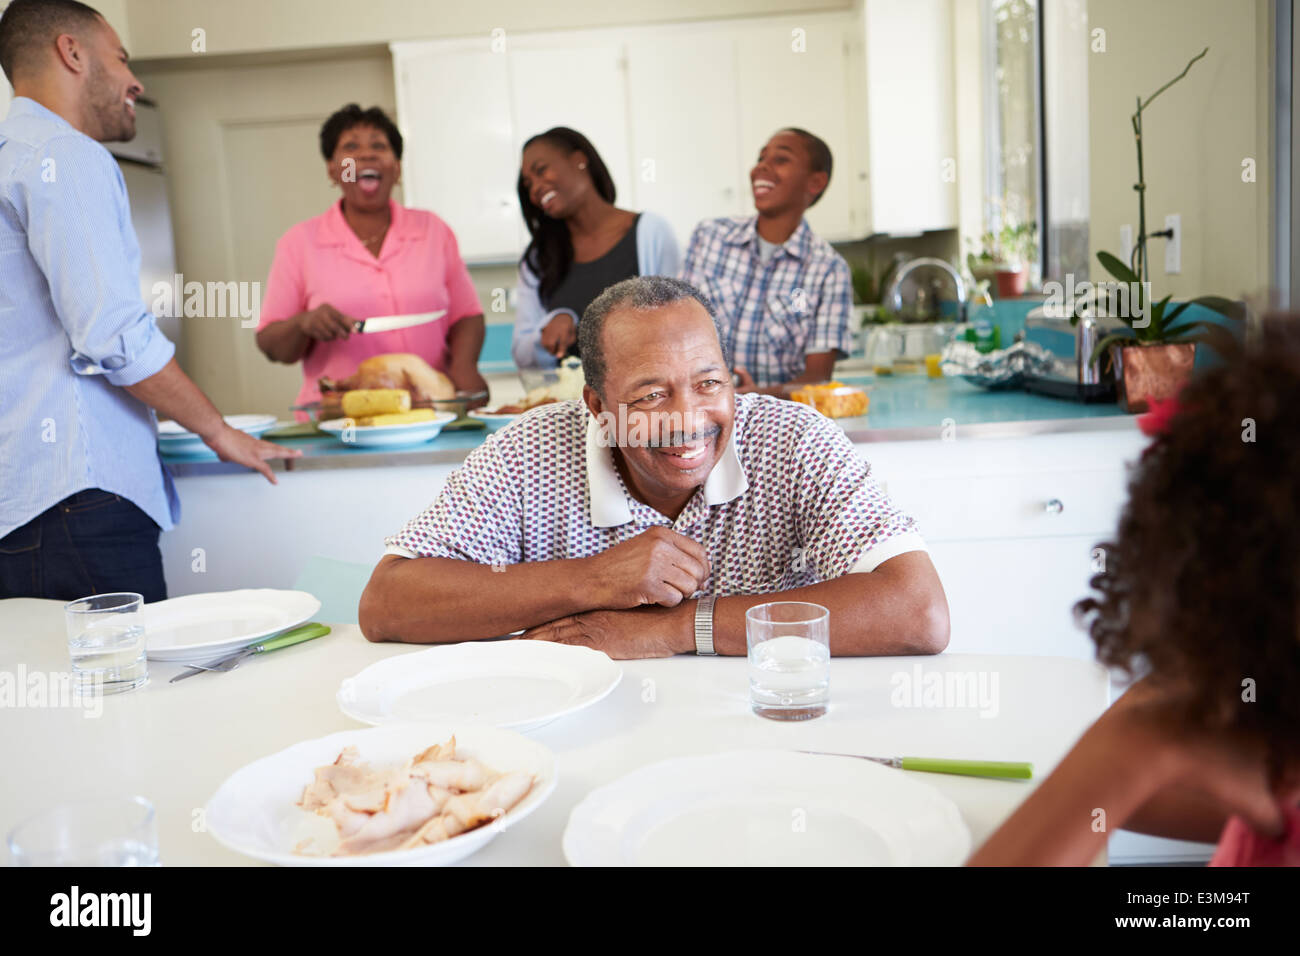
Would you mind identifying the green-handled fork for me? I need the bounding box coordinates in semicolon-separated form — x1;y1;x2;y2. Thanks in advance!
797;751;1033;779
169;623;330;683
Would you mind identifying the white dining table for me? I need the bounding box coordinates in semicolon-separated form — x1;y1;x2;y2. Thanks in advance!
0;597;1109;866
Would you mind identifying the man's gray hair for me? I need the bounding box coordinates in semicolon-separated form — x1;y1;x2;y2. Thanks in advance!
579;275;730;397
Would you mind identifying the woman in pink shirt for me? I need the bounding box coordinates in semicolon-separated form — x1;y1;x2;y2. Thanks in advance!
256;104;488;415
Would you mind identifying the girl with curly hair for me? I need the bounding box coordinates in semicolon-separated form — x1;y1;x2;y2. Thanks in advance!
969;316;1300;866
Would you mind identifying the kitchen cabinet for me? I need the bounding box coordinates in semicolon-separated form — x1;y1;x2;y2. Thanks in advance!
391;4;959;262
864;428;1149;660
625;30;747;249
861;0;959;234
392;41;523;260
392;37;629;263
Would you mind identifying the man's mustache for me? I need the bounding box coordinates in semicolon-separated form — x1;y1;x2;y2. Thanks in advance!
649;423;722;447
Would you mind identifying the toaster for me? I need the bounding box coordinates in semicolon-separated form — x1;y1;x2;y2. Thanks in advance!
1021;308;1127;402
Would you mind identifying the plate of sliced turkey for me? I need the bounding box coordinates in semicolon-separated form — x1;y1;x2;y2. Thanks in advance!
205;723;556;866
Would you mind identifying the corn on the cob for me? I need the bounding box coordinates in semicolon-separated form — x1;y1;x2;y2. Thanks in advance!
356;408;439;427
341;388;410;418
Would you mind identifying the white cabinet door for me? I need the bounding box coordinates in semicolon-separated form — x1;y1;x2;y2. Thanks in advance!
734;17;862;242
393;44;521;261
626;30;747;252
863;0;958;233
508;44;633;211
0;76;12;119
927;534;1104;659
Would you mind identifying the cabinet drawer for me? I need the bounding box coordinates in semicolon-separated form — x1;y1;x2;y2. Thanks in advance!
882;467;1129;543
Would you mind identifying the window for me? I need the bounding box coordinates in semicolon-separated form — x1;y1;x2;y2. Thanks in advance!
984;0;1091;283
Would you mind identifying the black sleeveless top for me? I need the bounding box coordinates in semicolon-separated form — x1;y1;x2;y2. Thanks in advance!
546;214;641;357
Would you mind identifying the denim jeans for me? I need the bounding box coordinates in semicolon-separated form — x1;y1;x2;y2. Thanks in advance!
0;489;167;602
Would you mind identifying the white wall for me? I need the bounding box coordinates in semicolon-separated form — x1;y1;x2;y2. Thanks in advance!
1087;0;1273;299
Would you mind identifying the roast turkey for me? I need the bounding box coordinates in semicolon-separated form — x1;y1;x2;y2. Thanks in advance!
321;353;456;403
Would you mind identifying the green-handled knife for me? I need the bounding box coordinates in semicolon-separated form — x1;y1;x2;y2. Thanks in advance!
169;623;330;683
798;751;1033;780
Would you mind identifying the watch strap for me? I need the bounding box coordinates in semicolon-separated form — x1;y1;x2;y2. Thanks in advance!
694;594;717;656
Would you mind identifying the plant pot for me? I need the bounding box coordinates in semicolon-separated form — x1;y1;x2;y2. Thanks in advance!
1111;342;1196;414
993;266;1027;298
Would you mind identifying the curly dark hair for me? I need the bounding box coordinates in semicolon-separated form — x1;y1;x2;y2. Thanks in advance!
1074;315;1300;781
319;104;403;161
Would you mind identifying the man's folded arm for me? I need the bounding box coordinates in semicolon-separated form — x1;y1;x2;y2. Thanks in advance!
359;552;611;644
698;550;948;657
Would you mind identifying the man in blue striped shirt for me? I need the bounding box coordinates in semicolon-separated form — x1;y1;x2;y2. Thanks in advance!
0;0;300;601
680;128;854;394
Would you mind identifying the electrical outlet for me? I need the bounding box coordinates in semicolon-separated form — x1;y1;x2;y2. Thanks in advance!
1164;214;1181;275
1119;224;1133;266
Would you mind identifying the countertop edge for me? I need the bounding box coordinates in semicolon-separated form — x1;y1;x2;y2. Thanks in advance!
163;414;1142;476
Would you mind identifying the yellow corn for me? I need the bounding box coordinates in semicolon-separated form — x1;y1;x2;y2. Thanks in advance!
356;408;438;427
341;388;410;418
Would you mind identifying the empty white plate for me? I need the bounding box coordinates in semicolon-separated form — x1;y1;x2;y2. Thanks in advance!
157;414;278;454
318;412;456;448
337;640;622;732
143;589;321;663
563;750;972;866
205;722;556;866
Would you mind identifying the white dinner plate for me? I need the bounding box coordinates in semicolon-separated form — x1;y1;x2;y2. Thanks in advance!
318;412;456;448
563;750;972;866
156;413;278;454
466;409;522;431
337;640;622;732
205;722;556;867
143;589;321;662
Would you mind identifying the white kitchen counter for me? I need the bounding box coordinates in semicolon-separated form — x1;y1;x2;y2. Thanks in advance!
0;598;1110;866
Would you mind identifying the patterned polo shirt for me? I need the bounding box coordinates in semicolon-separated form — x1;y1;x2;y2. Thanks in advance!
384;393;926;595
679;216;854;388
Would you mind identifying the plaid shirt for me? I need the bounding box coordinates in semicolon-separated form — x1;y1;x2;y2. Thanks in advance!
679;216;854;387
385;393;925;595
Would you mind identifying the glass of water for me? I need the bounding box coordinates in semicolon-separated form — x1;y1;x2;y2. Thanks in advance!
65;592;148;695
7;796;159;866
746;602;830;720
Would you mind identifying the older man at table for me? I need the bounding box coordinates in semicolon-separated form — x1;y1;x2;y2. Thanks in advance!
360;276;948;658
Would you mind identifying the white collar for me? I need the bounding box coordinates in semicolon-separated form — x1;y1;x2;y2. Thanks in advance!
585;410;749;528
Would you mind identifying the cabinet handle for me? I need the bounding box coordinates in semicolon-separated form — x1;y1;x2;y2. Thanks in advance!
1044;498;1064;514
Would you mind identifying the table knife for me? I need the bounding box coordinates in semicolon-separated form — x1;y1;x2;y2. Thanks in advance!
170;623;330;683
797;751;1033;779
352;310;446;334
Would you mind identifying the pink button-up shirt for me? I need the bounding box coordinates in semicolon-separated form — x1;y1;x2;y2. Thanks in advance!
258;199;483;412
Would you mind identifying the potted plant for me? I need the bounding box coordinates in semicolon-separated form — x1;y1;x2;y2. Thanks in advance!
993;219;1037;298
1084;47;1244;413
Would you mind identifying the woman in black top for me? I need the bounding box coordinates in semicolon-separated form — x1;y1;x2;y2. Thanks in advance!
512;127;681;367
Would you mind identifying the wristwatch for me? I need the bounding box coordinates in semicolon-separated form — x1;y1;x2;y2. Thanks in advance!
694;594;717;656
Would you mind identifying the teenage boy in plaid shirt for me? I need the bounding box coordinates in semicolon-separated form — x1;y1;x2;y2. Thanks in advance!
680;128;853;394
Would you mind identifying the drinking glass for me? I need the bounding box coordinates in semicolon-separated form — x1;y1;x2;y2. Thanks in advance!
7;796;158;866
746;602;830;720
65;592;148;695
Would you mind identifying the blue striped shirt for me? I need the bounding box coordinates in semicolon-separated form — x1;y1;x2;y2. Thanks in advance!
680;216;853;387
0;97;178;539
